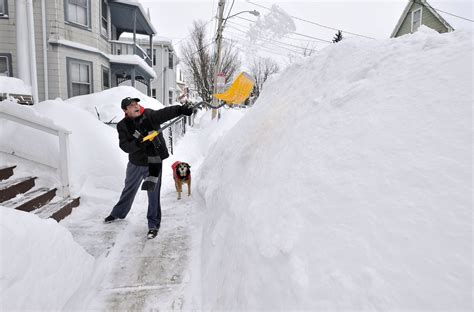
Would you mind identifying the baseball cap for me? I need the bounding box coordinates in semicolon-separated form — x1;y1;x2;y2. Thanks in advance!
121;97;140;109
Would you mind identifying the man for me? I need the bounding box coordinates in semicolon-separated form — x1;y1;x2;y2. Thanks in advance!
104;97;194;239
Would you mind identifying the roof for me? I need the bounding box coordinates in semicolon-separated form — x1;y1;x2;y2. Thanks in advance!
391;0;454;37
391;0;473;38
109;0;157;35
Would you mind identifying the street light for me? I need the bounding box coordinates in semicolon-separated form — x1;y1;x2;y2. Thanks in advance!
211;3;260;119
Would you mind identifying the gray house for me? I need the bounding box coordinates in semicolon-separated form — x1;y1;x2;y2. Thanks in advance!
120;38;179;106
391;0;454;38
0;0;157;103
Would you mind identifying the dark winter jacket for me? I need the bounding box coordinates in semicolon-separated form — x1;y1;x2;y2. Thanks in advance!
116;106;183;166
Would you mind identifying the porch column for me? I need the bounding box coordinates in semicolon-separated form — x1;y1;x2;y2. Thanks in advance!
131;67;136;87
133;9;137;55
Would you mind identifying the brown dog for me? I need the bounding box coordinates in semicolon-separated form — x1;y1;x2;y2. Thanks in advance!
171;161;191;200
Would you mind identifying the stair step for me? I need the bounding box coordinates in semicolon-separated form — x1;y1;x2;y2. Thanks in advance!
2;187;57;212
0;165;16;181
35;197;80;222
0;176;37;203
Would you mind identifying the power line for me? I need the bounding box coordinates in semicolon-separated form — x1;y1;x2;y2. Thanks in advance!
413;0;474;22
223;37;294;64
226;26;302;54
226;22;318;53
246;0;375;39
235;15;332;43
174;18;214;47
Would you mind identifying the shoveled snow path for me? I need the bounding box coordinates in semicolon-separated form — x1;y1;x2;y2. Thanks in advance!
64;167;196;311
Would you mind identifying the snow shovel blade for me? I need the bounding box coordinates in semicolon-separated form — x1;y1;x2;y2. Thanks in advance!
213;72;255;105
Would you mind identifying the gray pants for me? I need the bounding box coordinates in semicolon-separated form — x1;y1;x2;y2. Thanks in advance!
110;162;162;230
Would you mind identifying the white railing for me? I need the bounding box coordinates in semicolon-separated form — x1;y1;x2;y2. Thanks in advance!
109;40;152;66
0;110;71;197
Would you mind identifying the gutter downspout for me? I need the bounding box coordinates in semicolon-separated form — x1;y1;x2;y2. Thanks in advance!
161;43;165;105
41;0;48;100
26;0;39;104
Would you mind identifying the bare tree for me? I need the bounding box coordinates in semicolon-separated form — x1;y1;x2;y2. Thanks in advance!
249;56;280;102
181;21;241;103
301;42;317;57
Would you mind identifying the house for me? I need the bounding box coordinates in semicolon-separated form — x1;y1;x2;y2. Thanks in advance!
120;37;179;105
0;0;157;103
391;0;454;37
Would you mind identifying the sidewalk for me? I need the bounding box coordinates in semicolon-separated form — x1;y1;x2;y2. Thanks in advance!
64;176;195;311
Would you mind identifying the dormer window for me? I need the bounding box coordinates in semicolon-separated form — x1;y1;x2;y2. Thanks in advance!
411;7;422;32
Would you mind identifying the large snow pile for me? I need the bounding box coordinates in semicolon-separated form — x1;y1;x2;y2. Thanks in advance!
0;207;94;310
195;27;472;310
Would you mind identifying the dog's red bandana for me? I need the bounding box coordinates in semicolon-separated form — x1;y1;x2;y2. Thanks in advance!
172;161;190;181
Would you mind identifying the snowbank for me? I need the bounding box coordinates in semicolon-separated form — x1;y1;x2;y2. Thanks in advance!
64;85;164;124
196;28;472;310
0;207;94;310
0;76;32;94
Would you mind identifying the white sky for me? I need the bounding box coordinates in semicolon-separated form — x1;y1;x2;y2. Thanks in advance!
138;0;473;64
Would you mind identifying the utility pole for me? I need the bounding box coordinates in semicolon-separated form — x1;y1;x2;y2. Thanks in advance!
211;0;226;120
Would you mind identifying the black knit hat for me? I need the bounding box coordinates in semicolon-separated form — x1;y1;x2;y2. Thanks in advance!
121;97;140;109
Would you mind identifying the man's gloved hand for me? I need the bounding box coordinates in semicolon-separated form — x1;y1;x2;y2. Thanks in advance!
179;103;194;116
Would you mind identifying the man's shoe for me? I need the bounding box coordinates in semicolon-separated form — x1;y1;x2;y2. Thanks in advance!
147;229;158;239
104;215;117;223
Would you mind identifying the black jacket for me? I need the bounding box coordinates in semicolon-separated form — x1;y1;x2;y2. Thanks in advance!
116;106;183;166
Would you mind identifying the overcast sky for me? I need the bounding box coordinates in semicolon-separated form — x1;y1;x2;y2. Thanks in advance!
137;0;473;66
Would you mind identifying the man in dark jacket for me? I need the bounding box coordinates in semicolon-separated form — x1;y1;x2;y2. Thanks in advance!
104;97;193;239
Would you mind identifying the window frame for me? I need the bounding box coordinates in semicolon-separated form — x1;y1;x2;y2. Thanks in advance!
64;0;91;29
100;0;109;38
67;57;93;98
0;53;13;77
101;65;110;90
168;52;173;70
411;7;422;32
146;48;157;66
0;0;9;18
168;89;173;105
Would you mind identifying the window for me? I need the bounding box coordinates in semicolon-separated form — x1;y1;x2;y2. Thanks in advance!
67;58;92;97
168;90;173;104
0;54;12;76
100;0;108;37
66;0;90;27
411;8;422;32
102;66;110;90
146;49;156;66
168;53;173;69
0;0;8;17
151;88;156;99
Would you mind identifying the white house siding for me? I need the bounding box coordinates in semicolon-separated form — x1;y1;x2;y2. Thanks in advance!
47;45;109;99
0;1;16;78
148;43;177;106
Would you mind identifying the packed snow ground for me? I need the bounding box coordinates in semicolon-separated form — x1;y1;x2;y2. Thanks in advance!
0;26;472;311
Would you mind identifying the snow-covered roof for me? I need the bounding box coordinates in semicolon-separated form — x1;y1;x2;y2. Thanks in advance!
48;38;157;79
108;54;157;79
